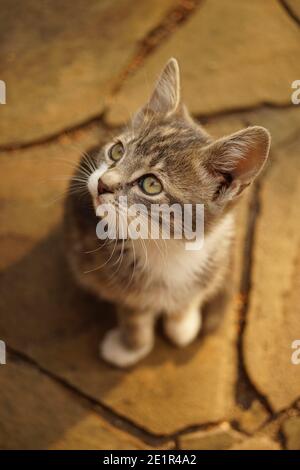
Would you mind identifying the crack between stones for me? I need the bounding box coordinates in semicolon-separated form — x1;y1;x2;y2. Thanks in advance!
233;134;300;436
231;173;286;450
258;398;300;431
8;345;244;447
0;102;296;154
6;346;172;447
194;101;296;126
1;0;296;154
108;0;204;97
279;0;300;27
0;113;108;153
234;176;274;416
174;418;253;449
0;0;203;153
257;399;300;450
6;345;256;448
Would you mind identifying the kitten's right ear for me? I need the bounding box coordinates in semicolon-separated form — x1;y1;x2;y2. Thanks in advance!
133;58;180;128
203;126;271;201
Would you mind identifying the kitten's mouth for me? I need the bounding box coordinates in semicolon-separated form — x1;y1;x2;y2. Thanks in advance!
93;193;115;211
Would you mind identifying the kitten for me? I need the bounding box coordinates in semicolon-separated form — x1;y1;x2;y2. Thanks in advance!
64;58;270;368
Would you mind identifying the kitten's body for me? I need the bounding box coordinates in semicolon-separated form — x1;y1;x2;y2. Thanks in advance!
65;195;233;313
65;59;270;367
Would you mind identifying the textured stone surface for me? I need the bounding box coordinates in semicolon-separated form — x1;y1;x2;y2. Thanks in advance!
229;435;281;450
1;0;300;449
0;125;103;271
0;246;240;434
282;415;300;450
284;0;300;21
0;357;149;449
106;0;300;125
245;107;300;148
178;423;243;450
232;400;269;434
243;133;300;411
0;0;174;146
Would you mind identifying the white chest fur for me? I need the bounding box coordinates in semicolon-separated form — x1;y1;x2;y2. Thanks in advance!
132;213;234;311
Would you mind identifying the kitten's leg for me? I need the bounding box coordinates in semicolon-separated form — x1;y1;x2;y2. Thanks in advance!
163;297;202;347
100;307;156;368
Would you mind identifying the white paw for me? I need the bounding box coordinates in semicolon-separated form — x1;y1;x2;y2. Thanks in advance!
164;308;202;347
100;328;153;368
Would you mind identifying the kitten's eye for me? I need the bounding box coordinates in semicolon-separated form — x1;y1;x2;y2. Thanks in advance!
139;175;162;195
109;142;124;162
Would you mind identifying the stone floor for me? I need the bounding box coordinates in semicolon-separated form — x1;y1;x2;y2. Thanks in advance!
0;0;300;450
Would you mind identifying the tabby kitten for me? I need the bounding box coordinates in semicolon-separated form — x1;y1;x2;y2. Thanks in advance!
65;58;270;368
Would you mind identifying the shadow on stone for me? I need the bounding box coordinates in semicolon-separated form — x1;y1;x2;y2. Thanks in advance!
0;225;236;441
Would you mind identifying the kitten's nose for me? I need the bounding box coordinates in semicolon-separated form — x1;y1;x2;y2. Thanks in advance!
97;178;112;196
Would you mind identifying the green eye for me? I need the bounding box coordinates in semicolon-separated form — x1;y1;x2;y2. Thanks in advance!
139;175;162;195
109;142;124;162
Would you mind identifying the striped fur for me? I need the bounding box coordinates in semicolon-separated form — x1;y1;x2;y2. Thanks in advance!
64;58;270;367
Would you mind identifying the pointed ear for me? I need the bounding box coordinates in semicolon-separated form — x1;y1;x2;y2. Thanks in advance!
204;126;271;200
133;58;180;128
148;57;180;114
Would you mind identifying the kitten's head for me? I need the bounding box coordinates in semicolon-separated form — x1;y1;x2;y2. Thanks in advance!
87;58;270;237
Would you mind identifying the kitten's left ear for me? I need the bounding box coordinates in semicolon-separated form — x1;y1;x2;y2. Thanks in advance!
204;126;271;199
148;57;180;115
133;58;180;127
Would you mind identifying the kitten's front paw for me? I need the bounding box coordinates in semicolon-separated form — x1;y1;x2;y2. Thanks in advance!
100;328;153;368
164;307;202;347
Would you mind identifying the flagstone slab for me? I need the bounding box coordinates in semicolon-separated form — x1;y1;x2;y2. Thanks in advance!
178;423;243;450
232;400;270;434
229;435;281;450
244;106;300;149
0;124;103;271
106;0;300;126
243;134;300;411
0;0;174;146
282;415;300;450
0;357;150;449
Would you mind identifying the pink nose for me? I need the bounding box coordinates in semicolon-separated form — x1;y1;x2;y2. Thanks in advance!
97;178;112;196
